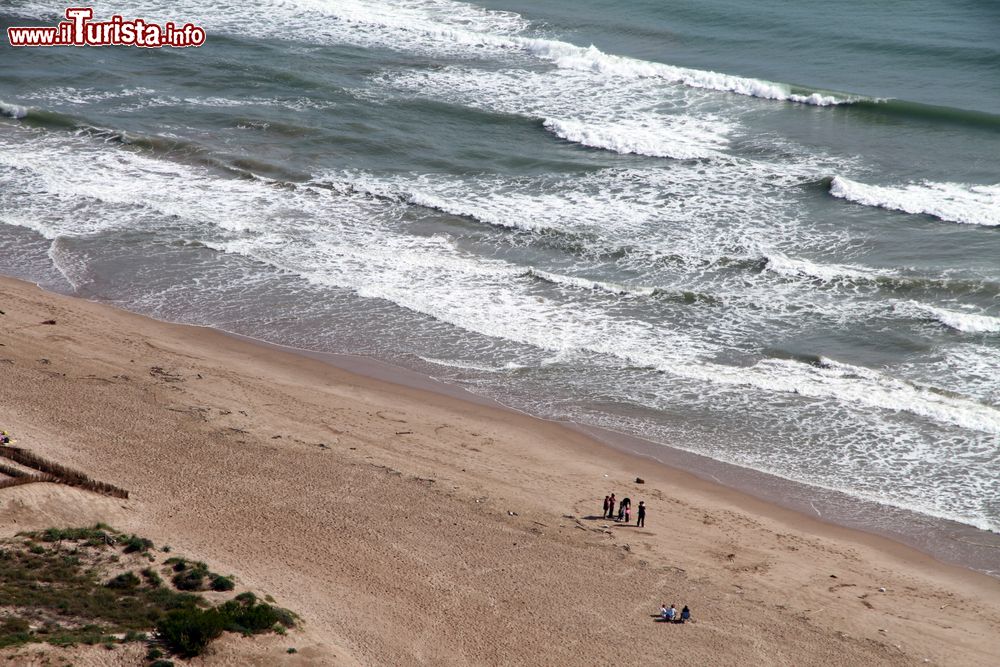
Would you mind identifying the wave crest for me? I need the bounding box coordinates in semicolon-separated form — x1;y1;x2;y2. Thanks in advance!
542;117;719;159
830;176;1000;227
0;101;28;120
902;303;1000;334
522;41;856;106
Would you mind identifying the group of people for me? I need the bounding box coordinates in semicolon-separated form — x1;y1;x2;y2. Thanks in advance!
659;603;691;623
602;493;646;527
601;494;693;624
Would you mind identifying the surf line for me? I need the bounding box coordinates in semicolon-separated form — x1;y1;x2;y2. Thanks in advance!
7;7;206;48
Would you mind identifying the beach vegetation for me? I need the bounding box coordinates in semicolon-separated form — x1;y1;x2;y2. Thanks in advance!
156;607;226;657
211;574;236;591
122;534;154;553
0;526;293;659
105;571;141;589
172;567;206;591
141;567;163;587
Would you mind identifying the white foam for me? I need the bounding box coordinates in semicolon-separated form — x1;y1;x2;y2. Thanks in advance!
0;127;391;239
735;357;1000;435
542;117;717;160
524;41;852;106
830;176;1000;227
377;66;735;159
0;101;28;119
212;182;1000;438
903;302;1000;334
325;163;815;267
525;268;657;297
325;166;885;335
19;87;155;106
901;344;1000;407
418;356;527;373
764;252;892;282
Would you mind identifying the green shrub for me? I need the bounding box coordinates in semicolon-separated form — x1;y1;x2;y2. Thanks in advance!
172;569;205;591
156;608;225;658
150;660;175;667
166;558;187;572
122;535;154;554
217;596;295;635
141;568;162;587
147;587;201;612
39;526;113;544
146;647;164;660
0;616;31;647
210;575;234;592
105;571;141;590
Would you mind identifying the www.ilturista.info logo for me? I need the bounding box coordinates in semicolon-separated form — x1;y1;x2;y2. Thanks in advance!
7;7;206;48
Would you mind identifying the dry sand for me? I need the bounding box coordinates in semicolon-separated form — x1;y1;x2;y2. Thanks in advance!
1;275;998;666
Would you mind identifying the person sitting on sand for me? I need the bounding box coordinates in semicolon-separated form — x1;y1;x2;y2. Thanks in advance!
680;605;691;623
0;431;10;445
660;603;668;620
665;604;676;622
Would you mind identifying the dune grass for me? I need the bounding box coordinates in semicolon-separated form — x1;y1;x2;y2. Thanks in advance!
0;525;294;660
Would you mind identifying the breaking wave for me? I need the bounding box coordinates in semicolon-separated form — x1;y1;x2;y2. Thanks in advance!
830;176;1000;227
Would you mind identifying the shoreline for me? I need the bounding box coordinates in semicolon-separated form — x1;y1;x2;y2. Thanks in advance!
10;272;1000;576
6;228;1000;576
3;274;999;665
223;325;1000;579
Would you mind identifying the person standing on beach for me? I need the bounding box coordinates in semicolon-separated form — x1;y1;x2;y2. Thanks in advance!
608;493;616;519
603;495;610;518
624;502;631;524
636;500;646;527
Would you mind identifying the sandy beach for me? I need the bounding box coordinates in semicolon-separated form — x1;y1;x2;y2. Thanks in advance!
1;274;998;666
